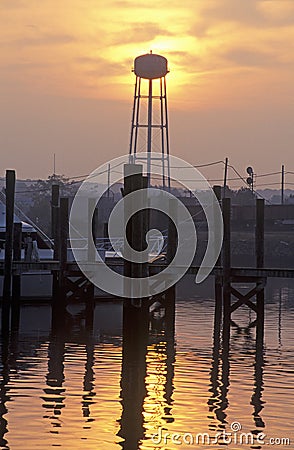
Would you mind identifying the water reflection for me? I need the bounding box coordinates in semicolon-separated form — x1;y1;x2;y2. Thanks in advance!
117;290;176;449
117;299;148;449
0;279;293;449
42;303;98;435
82;336;95;419
43;316;66;425
208;293;267;444
0;327;10;449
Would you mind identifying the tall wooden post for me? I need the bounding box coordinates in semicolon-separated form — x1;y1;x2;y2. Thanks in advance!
123;163;146;300
141;176;149;279
256;199;264;269
212;186;223;362
12;222;22;301
51;184;60;298
51;184;60;260
85;198;96;328
120;166;149;444
58;197;69;299
222;197;231;351
256;199;265;355
11;222;22;332
165;198;177;338
3;170;16;301
121;165;149;448
253;200;265;428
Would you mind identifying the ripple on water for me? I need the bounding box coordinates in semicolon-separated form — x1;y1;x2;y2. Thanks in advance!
0;283;293;449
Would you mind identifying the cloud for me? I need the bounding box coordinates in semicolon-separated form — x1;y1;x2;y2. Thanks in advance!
0;0;25;9
190;0;294;39
222;47;278;68
6;32;77;47
258;1;294;26
206;0;263;25
76;56;129;77
109;22;174;45
0;61;50;71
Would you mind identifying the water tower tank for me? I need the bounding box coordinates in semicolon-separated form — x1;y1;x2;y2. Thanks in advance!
134;53;168;79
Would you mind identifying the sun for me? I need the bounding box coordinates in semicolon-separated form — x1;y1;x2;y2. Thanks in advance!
96;36;198;104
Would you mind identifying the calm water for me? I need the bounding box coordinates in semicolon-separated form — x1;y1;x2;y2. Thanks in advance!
0;278;293;449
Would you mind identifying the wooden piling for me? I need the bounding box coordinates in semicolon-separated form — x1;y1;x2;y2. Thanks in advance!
121;166;149;432
12;222;22;300
121;166;149;424
211;192;230;425
85;198;96;324
255;199;265;354
212;186;222;359
3;170;16;301
51;184;60;260
10;222;22;332
51;184;60;297
255;199;264;269
164;198;177;334
58;197;69;299
141;176;149;279
123;163;145;300
87;198;97;264
222;197;231;350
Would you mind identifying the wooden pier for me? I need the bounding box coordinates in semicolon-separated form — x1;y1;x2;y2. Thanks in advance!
1;167;293;438
1;168;294;343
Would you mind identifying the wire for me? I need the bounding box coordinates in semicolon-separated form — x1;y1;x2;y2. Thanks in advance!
255;171;281;178
227;164;248;186
227;163;272;203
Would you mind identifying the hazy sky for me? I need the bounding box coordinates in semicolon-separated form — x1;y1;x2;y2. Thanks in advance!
1;0;294;188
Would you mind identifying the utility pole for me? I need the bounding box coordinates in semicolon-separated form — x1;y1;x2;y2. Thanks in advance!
53;153;56;176
107;163;111;197
223;157;228;198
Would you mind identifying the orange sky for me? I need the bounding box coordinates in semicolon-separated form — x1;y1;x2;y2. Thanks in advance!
1;0;294;187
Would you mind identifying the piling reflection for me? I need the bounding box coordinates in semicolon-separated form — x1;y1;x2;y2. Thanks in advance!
82;336;96;419
118;291;176;449
0;280;292;449
117;298;149;449
0;326;10;449
251;348;265;429
42;300;97;433
208;298;266;439
42;305;66;427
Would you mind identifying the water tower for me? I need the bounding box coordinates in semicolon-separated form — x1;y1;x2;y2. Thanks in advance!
129;51;171;188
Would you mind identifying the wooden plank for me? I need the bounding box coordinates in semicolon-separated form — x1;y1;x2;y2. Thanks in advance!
230;286;258;313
